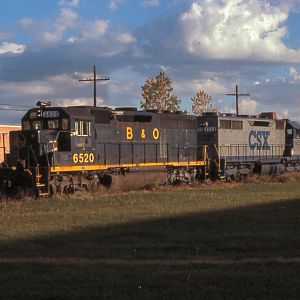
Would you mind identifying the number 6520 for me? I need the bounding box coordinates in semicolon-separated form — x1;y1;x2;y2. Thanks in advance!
73;153;95;163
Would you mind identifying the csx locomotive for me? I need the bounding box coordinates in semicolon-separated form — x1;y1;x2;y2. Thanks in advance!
197;111;300;179
1;101;300;196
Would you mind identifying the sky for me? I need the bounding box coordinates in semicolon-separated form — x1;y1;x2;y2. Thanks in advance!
1;0;300;124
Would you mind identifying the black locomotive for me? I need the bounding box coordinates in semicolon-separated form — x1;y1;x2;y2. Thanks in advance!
5;102;208;196
2;101;300;197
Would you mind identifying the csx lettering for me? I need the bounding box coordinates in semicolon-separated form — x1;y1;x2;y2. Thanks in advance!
73;153;95;164
249;130;270;150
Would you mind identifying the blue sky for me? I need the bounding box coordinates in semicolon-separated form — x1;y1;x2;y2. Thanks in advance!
1;0;300;124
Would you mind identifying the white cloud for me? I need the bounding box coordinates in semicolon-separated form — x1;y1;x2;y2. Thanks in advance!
180;0;300;62
289;67;300;82
18;18;34;29
0;74;80;100
0;42;26;55
115;32;136;44
0;81;53;97
38;31;62;44
57;8;79;31
17;1;135;50
141;0;160;7
174;77;228;100
109;0;124;10
67;36;79;43
3;0;300;123
239;98;257;115
59;0;80;7
0;73;107;115
38;8;79;45
81;20;109;40
57;98;96;107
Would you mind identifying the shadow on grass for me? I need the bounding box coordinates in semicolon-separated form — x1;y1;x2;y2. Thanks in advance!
0;198;300;299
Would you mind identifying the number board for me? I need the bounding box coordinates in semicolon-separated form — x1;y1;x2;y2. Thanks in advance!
43;111;60;118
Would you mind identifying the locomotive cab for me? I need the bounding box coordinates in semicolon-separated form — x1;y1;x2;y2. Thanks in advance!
10;102;71;168
285;120;300;157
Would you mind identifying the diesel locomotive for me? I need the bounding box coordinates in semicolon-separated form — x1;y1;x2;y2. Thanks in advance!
1;101;300;197
4;102;208;196
197;111;300;180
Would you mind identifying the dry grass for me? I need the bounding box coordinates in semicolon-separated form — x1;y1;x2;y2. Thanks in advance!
2;172;300;203
52;171;300;201
0;178;300;299
245;172;300;184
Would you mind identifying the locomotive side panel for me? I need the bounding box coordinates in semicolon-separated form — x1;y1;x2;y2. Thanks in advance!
160;115;197;163
197;113;286;162
218;117;285;161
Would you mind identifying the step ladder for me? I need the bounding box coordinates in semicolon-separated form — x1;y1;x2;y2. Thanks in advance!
35;166;49;196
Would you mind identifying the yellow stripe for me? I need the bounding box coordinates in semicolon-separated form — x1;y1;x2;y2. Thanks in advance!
50;161;205;173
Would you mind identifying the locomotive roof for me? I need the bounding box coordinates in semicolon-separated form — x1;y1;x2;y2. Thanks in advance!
200;112;281;122
63;106;102;119
62;106;154;118
41;105;192;118
24;104;194;120
287;120;300;130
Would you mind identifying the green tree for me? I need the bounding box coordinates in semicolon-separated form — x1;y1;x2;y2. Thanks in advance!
141;72;181;111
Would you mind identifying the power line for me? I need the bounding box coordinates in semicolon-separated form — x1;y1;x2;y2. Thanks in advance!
110;79;136;89
226;85;250;116
79;65;110;107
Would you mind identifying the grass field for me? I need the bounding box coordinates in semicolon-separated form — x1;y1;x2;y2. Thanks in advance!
0;180;300;299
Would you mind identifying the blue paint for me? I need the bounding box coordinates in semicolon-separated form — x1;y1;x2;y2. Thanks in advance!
249;130;270;150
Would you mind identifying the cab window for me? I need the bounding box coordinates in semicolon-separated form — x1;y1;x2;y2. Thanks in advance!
62;118;69;130
48;120;59;129
32;121;43;130
75;120;91;136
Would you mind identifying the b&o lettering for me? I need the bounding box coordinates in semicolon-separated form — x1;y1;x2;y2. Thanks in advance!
141;129;146;139
153;128;160;140
126;127;133;140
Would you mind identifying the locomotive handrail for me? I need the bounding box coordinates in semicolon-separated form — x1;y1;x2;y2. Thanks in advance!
95;142;206;166
27;145;39;168
218;143;285;161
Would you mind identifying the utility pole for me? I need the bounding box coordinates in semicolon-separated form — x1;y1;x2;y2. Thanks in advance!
226;85;250;116
79;65;110;107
